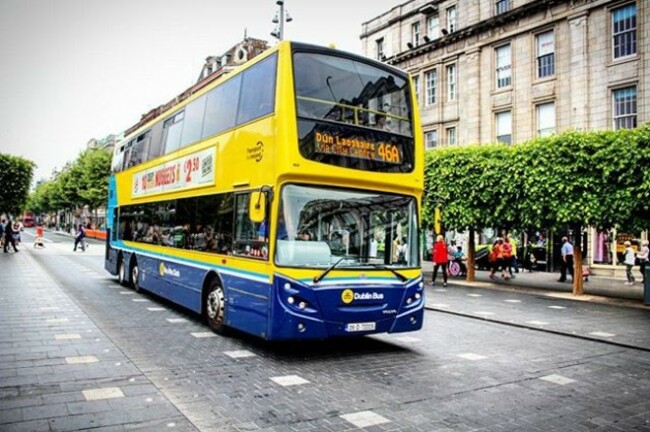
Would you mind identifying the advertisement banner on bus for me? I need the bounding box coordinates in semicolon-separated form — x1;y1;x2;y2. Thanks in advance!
132;147;215;198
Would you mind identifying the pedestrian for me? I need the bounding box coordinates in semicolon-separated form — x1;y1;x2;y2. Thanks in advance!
34;224;45;248
3;219;19;253
502;236;513;279
557;236;574;283
431;234;449;287
638;240;649;283
73;224;86;251
623;240;636;285
489;238;504;280
0;218;5;249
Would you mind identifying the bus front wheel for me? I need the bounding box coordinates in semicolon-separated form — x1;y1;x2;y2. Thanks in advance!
205;280;227;335
131;261;141;292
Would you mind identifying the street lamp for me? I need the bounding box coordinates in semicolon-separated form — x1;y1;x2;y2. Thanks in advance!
271;0;292;41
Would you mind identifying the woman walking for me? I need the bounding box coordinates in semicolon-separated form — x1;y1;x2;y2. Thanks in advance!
623;240;636;285
432;235;449;287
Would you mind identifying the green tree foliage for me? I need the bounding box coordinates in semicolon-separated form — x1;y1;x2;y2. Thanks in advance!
425;125;650;233
0;153;35;216
26;149;112;214
424;124;650;292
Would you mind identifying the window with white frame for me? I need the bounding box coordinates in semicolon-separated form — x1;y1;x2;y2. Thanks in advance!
496;44;511;88
412;22;421;46
446;127;457;145
413;75;420;106
495;0;510;14
446;64;456;101
612;4;637;59
376;38;385;61
427;14;440;39
496;111;512;144
425;69;437;105
536;31;555;78
536;102;555;137
425;130;438;149
613;86;637;130
446;6;456;33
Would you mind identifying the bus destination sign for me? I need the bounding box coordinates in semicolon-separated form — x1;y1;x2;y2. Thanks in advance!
132;147;215;198
314;131;402;165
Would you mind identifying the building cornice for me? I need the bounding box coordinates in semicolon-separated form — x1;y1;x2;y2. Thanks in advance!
386;0;566;66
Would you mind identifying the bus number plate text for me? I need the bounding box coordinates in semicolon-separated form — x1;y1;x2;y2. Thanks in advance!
346;322;376;332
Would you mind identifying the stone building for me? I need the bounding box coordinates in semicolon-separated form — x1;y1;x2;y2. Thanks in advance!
360;0;647;275
361;0;647;150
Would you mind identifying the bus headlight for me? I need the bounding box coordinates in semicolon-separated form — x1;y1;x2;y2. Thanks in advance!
298;301;307;310
415;293;421;300
287;296;295;304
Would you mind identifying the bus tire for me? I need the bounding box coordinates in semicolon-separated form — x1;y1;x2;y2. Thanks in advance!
131;259;141;292
118;256;128;286
205;279;228;335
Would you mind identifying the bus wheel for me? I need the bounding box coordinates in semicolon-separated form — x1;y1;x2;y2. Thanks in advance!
118;258;127;286
205;279;227;335
131;261;141;292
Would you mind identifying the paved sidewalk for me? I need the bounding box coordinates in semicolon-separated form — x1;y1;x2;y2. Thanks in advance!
422;261;647;305
0;248;197;431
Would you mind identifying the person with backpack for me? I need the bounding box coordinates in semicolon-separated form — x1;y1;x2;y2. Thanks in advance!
73;224;87;252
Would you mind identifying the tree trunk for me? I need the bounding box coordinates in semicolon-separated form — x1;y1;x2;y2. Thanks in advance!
572;225;584;296
467;227;476;282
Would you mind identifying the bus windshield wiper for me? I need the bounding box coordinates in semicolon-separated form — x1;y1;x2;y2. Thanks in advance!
369;264;408;282
313;256;350;284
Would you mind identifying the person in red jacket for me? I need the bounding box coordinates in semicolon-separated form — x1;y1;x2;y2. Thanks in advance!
432;234;449;287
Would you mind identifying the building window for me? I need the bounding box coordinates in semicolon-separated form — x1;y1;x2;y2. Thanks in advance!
536;102;555;137
427;14;439;39
412;22;421;47
446;6;456;33
446;127;457;145
495;0;510;14
612;4;637;59
496;44;511;88
413;75;420;106
536;31;555;78
425;130;438;149
376;38;385;61
613;86;637;130
425;69;437;105
496;111;512;144
446;64;456;101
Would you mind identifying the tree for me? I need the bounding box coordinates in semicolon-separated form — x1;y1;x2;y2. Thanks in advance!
423;125;650;294
78;149;112;211
0;153;35;217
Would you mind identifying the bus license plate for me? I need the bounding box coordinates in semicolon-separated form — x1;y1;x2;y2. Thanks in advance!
346;322;376;332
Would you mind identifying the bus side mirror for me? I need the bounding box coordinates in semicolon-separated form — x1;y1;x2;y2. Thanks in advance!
249;192;266;223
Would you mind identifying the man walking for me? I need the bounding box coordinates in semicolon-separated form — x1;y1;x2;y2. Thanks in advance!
558;236;574;282
3;219;19;253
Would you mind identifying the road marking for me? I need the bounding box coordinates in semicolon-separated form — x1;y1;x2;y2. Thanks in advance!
504;299;522;303
270;375;310;386
548;305;566;309
457;353;487;360
119;291;135;295
166;318;187;323
589;331;616;338
474;311;495;316
147;307;166;311
467;293;482;297
527;320;549;326
341;411;390;428
191;332;217;338
225;350;257;359
131;298;150;302
55;333;81;340
82;387;125;401
393;336;421;343
429;303;450;308
539;374;576;385
66;356;98;364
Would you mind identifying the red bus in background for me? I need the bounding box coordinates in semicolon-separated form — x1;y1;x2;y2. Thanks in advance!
22;212;35;228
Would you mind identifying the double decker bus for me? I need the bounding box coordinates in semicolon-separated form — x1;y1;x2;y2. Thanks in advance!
105;41;424;340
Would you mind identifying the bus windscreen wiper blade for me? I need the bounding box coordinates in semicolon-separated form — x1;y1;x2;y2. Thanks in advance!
370;264;408;282
313;257;347;284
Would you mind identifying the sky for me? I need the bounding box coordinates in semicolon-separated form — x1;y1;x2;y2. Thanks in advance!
0;0;401;183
